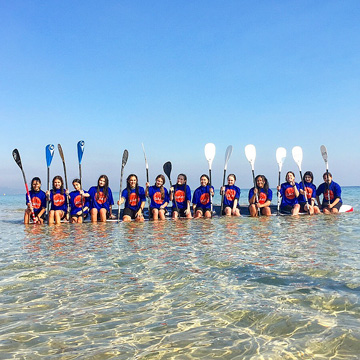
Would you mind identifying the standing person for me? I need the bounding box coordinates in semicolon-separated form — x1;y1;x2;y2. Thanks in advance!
145;174;169;220
248;175;272;217
24;177;46;224
69;179;90;223
118;174;146;222
220;174;241;216
169;173;192;219
192;174;214;219
316;172;342;214
277;171;300;216
88;175;115;222
298;171;320;215
46;175;68;224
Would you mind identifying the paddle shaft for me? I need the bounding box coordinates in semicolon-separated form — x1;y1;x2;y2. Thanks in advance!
117;165;125;222
60;158;71;217
168;178;180;214
46;166;50;217
209;168;213;215
20;166;36;223
277;171;281;215
220;169;226;215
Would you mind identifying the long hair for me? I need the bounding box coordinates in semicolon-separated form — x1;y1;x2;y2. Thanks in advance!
72;178;82;190
126;174;139;203
97;175;109;199
303;171;314;184
255;175;269;193
154;174;166;200
176;173;188;201
31;177;41;191
52;175;64;195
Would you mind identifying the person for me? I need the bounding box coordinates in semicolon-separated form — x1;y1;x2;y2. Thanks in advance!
69;179;90;223
316;172;342;214
46;175;68;224
88;175;115;222
24;177;46;224
118;174;146;222
220;174;241;216
192;174;214;218
248;175;272;217
277;171;300;216
169;173;192;219
145;174;169;220
298;171;320;215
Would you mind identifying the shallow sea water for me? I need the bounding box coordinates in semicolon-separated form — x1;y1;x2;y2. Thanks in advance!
0;188;360;359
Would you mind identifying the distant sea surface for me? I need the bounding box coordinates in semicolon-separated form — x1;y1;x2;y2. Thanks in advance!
0;187;359;359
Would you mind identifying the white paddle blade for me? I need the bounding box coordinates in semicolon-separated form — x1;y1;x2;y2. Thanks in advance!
204;143;216;169
320;145;328;169
276;147;286;171
224;145;233;170
141;143;148;169
245;144;256;169
292;146;303;170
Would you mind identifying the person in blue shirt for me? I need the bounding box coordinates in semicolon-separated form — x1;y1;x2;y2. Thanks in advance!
248;175;272;217
24;177;46;224
169;173;192;219
277;171;300;216
88;175;115;222
118;174;146;222
145;175;169;220
192;174;214;219
46;175;68;224
316;172;342;214
298;171;320;215
220;174;240;216
69;179;90;223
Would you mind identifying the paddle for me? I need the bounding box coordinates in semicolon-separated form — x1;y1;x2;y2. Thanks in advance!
245;144;259;214
141;143;151;214
77;140;85;217
292;146;308;213
45;144;55;217
320;145;330;206
220;145;233;215
12;149;36;223
58;144;70;218
275;147;286;215
163;161;179;215
117;149;129;222
204;143;216;215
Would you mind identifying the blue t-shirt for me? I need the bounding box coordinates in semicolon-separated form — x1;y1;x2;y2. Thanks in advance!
50;189;68;212
280;182;300;207
26;190;46;215
88;186;114;211
121;186;146;211
223;185;241;207
298;182;316;203
171;184;191;209
148;186;169;209
316;181;342;205
248;187;272;204
69;190;90;216
192;185;214;209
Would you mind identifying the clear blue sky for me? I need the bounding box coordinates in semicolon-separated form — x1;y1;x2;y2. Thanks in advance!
1;1;359;194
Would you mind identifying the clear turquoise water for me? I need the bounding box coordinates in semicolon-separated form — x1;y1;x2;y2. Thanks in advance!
0;188;359;359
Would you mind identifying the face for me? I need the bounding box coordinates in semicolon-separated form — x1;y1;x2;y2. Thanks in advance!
256;177;264;188
129;176;137;188
200;176;209;186
323;174;332;183
227;175;235;185
54;179;62;189
177;175;185;185
98;177;106;187
156;177;164;187
73;182;81;191
286;173;295;183
32;180;41;191
304;175;312;183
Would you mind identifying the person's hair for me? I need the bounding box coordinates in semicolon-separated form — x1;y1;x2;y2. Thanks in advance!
126;174;139;203
72;178;82;190
155;174;166;200
52;175;64;195
227;174;236;181
323;172;332;179
97;175;109;199
303;171;313;183
285;171;295;182
255;174;269;193
31;177;41;191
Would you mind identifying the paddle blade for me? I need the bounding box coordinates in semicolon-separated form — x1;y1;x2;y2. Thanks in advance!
163;161;172;179
77;141;85;164
204;143;216;169
245;144;256;169
292;146;303;169
320;145;328;165
141;143;149;169
224;145;233;170
276;147;286;171
122;149;129;167
46;144;55;167
12;149;22;169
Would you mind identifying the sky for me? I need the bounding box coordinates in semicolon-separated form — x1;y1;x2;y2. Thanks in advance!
1;1;360;194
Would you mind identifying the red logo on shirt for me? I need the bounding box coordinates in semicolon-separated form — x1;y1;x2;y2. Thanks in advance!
95;192;107;204
225;189;236;201
324;190;334;201
153;192;163;205
285;187;295;200
200;193;210;205
129;193;139;206
175;190;185;203
31;197;41;210
305;187;313;199
74;195;85;208
259;192;267;204
53;193;65;206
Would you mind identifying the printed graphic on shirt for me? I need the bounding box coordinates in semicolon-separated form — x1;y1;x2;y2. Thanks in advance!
305;187;313;199
31;197;42;210
74;195;86;208
285;187;296;200
259;192;267;204
95;192;107;204
129;193;139;206
225;189;236;201
53;194;65;206
153;192;163;205
324;190;334;201
200;193;210;205
175;190;185;203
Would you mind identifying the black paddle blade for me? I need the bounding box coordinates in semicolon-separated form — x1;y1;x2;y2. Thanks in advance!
122;149;129;167
12;149;22;169
163;161;172;179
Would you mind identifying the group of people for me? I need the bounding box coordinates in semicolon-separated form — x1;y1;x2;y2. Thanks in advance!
24;170;342;224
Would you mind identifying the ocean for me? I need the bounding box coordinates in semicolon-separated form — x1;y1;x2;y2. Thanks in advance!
0;188;359;359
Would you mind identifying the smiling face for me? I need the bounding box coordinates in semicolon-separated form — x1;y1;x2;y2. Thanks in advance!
177;175;185;185
128;176;137;189
98;177;106;187
200;176;209;186
256;176;264;188
73;182;81;191
286;172;295;183
54;179;62;189
32;180;41;191
156;177;164;187
304;175;312;183
227;175;235;186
